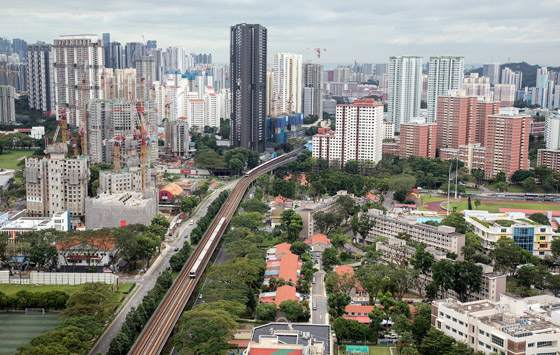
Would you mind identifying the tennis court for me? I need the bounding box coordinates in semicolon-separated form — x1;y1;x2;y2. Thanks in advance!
0;313;60;354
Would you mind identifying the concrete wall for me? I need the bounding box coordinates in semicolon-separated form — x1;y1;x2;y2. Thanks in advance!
2;271;118;285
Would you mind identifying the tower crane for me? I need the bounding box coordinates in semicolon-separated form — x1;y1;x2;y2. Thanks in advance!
0;68;20;87
304;48;326;60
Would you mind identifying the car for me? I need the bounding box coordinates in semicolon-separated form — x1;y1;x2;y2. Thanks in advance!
189;219;194;225
407;299;414;304
184;235;188;238
198;294;203;299
174;247;179;251
312;276;316;284
165;266;171;271
312;302;317;310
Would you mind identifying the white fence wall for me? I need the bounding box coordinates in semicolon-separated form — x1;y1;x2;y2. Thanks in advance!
2;271;118;286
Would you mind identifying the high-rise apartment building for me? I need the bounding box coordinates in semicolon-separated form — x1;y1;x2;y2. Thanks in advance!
312;98;383;168
492;84;515;107
12;38;27;60
463;73;490;97
102;33;110;66
135;56;156;100
25;144;90;225
53;35;104;127
302;63;323;119
399;122;437;159
388;56;422;133
230;23;267;152
273;53;302;115
0;86;15;123
266;66;274;118
171;118;190;157
435;92;500;152
27;43;54;113
146;40;157;50
483;109;531;179
544;113;560;150
100;68;137;101
0;38;11;56
482;63;500;85
124;42;147;69
500;67;523;90
427;56;464;122
375;63;389;75
107;42;123;69
87;100;158;166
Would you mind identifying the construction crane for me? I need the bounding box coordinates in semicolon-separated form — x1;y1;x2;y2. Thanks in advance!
67;130;80;157
129;92;150;189
0;68;20;87
304;48;326;60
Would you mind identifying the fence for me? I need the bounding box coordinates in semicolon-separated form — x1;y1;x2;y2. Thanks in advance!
0;270;118;286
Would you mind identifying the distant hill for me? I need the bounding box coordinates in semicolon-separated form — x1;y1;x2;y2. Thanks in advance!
466;62;560;88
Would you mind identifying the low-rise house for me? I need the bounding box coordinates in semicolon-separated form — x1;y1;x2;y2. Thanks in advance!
304;233;332;252
159;182;184;201
56;237;116;270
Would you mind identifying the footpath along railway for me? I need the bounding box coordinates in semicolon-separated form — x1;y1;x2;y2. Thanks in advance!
129;150;301;355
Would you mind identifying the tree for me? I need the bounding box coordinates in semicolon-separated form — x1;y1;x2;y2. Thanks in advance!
231;212;263;230
281;210;303;242
388;174;416;203
411;304;432;345
29;242;58;271
467;195;473;210
453;260;483;302
327;291;351;318
329;232;350;249
351;213;376;244
335;195;358;222
290;241;311;256
322;247;339;269
256;303;278;320
279;300;309;322
474;197;481;209
494;171;506;183
490;238;532;277
432;260;455;298
180;196;198;214
471;169;485;187
255;174;271;195
332;317;376;343
528;212;550;225
241;199;269;214
552;237;560;260
523;177;537;192
461;232;482;260
393;314;412;335
495;181;508;192
440;212;469;233
418;328;456;355
270;178;296;201
545;273;560;297
228;157;244;176
312;211;343;235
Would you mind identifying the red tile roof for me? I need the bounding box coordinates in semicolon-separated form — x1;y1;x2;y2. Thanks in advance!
311;233;331;245
275;243;292;256
56;237;115;251
278;252;299;283
273;195;293;205
335;265;354;277
343;315;371;324
365;192;379;201
345;305;375;314
274;285;298;306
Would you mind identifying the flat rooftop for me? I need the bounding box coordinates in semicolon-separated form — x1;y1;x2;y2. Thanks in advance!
252;323;331;355
90;192;153;207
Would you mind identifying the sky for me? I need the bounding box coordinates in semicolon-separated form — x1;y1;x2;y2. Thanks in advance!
3;0;560;66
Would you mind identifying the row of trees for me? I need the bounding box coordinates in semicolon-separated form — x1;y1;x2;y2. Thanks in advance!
108;272;174;355
19;283;120;354
190;190;230;245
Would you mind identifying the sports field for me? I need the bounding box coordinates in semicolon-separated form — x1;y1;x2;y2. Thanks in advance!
0;150;35;170
0;313;60;355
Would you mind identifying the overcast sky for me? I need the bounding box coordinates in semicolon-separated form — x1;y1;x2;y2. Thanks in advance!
3;0;560;66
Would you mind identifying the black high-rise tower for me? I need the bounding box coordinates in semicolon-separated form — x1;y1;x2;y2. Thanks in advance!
230;23;267;152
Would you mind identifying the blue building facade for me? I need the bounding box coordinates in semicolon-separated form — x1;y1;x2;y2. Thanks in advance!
266;113;304;144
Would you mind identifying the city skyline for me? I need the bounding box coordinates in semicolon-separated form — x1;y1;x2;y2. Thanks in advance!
2;0;559;65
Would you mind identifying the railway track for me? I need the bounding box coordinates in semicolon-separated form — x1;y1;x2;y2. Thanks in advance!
129;150;301;355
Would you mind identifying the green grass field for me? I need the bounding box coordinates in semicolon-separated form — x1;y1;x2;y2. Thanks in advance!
369;345;392;355
419;195;448;203
0;313;60;355
0;149;35;169
487;183;546;193
449;200;560;213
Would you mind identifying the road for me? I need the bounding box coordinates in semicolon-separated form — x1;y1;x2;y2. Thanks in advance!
383;191;394;210
89;181;238;355
311;255;328;324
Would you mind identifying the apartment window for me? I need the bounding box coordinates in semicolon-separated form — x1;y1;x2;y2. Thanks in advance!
537;341;552;348
492;335;504;347
446;325;450;330
446;315;451;319
479;329;484;335
528;343;534;348
479;341;484;347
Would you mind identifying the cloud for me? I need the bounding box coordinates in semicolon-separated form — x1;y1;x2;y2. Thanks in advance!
2;0;559;65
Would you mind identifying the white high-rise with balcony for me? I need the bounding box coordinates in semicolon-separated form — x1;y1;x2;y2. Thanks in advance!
273;53;302;115
427;56;465;122
388;56;422;133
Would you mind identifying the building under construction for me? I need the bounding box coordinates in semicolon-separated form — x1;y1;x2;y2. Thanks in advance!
25;143;90;226
87;99;158;166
